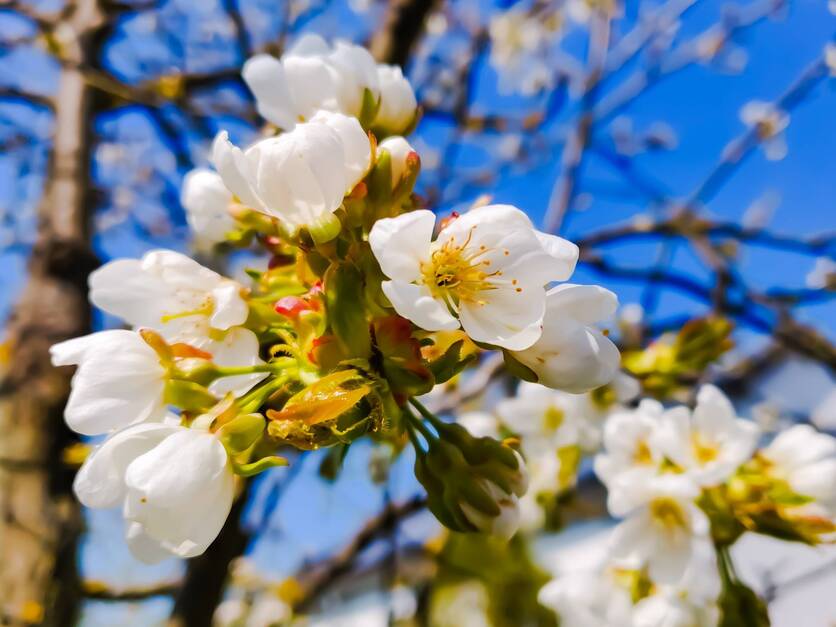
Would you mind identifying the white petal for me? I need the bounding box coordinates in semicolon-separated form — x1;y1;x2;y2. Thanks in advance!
242;54;298;130
125;521;176;564
543;284;618;324
58;331;168;435
89;259;168;328
535;232;579;281
73;422;180;509
125;429;228;508
378;136;416;186
211;131;264;211
459;287;544;350
209;281;249;330
310;110;371;187
369;210;434;282
381;281;459;331
181;169;236;249
198;328;268;397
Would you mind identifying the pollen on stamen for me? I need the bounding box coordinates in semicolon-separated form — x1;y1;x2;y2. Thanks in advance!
503;249;510;256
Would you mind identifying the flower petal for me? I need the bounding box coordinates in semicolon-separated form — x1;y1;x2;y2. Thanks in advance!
369;210;434;282
381;281;459;331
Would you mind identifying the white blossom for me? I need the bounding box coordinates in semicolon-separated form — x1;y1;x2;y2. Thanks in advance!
740;100;789;161
242;34;377;129
242;35;417;135
760;424;836;513
89;249;249;342
50;330;168;436
369;205;578;350
594;400;666;512
488;7;559;95
510;284;620;393
180;168;237;250
655;384;760;486
632;593;718;627
538;569;633;627
608;475;711;585
374;64;418;134
74;421;234;562
212;112;371;240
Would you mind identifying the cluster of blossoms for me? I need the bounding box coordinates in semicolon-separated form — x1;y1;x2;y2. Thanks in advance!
533;385;836;626
53;37;621;562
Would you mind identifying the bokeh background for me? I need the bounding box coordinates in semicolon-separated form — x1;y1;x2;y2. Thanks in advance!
0;0;834;625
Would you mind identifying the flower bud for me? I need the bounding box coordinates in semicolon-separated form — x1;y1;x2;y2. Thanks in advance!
374;65;418;136
377;136;419;189
414;421;528;539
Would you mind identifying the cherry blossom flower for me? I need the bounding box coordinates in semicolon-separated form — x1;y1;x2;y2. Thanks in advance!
654;384;760;486
212;111;371;241
89;249;248;341
760;424;836;513
74;420;235;562
369;205;578;350
608;475;711;585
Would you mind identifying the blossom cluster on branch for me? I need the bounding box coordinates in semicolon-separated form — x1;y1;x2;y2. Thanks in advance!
52;37;619;564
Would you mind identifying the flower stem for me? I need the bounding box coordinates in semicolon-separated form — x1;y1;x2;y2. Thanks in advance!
404;406;436;443
408;397;446;431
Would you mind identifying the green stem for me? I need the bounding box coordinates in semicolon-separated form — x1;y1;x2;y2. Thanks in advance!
404;419;425;453
408;397;446;431
404;406;436;443
717;544;738;587
238;374;291;413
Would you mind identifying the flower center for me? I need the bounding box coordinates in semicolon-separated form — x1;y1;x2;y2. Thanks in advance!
542;406;564;433
649;497;688;531
420;230;518;308
632;439;654;465
692;434;720;465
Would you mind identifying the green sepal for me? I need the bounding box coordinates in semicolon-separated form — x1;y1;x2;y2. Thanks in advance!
501;350;539;383
306;212;342;244
324;262;372;359
358;87;381;129
233;455;289;477
217;413;266;454
163;380;217;412
367;148;393;208
428;339;476;384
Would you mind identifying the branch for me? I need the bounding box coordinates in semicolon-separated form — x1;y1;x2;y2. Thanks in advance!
82;580;180;602
370;0;438;66
293;495;427;612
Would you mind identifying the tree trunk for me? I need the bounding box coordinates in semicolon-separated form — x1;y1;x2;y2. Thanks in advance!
0;2;102;625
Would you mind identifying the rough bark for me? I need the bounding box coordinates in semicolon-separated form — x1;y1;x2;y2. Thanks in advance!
0;2;103;625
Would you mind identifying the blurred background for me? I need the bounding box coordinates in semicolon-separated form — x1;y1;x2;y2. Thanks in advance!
0;0;834;625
